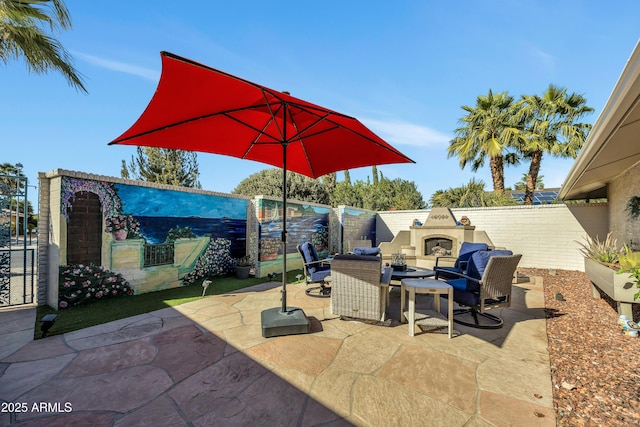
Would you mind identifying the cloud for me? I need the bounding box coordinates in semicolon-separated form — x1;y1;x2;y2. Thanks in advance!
526;45;556;74
75;52;160;82
361;118;451;147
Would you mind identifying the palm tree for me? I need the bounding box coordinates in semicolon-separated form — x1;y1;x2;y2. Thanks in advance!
0;0;86;92
516;85;593;205
513;172;544;190
449;90;521;194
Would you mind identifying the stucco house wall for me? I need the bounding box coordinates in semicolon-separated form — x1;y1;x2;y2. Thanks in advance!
608;160;640;248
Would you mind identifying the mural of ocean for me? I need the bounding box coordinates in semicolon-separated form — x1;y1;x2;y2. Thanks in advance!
135;216;246;257
261;215;328;254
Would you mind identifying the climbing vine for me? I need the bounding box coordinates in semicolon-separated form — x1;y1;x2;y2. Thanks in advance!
626;195;640;220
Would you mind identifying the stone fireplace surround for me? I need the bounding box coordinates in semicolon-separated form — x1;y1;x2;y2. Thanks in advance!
379;207;493;269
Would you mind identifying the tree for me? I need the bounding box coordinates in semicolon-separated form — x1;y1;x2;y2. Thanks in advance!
232;168;330;204
430;178;517;208
371;177;425;210
120;160;130;179
331;179;360;207
0;0;87;92
371;166;378;185
513;173;544;190
516;84;593;205
321;172;336;195
0;162;25;194
343;170;351;185
331;167;424;210
0;163;34;236
122;147;201;188
449;90;521;194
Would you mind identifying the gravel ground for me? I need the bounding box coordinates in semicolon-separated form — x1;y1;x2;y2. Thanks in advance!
521;268;640;426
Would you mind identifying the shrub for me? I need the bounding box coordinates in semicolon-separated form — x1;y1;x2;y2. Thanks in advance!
59;264;133;309
577;232;622;266
617;245;640;301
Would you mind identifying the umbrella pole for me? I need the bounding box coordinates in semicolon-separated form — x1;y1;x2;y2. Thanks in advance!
281;142;288;313
259;107;310;338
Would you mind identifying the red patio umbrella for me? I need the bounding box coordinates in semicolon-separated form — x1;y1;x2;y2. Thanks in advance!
110;51;414;336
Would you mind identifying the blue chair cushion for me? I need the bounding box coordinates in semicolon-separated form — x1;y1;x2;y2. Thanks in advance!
300;242;320;273
353;247;380;256
333;254;380;263
449;279;481;306
310;267;331;282
455;242;489;269
465;249;513;290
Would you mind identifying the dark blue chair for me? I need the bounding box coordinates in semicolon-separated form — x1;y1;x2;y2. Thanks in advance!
434;242;489;280
297;242;332;298
440;249;521;329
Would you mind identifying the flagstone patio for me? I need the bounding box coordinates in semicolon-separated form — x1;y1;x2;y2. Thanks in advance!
0;277;555;426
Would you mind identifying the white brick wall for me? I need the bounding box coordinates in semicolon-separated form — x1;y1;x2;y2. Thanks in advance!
377;204;608;271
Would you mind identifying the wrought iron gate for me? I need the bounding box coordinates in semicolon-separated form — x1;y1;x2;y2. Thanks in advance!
0;173;34;306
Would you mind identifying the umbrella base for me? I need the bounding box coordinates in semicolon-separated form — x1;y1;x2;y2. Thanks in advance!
261;306;311;338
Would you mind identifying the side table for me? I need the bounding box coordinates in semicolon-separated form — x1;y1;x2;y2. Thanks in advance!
401;279;453;338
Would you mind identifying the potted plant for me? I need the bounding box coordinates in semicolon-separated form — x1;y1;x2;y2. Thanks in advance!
234;255;253;279
578;232;638;316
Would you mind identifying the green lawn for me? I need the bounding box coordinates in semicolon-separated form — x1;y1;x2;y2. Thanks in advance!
35;270;304;339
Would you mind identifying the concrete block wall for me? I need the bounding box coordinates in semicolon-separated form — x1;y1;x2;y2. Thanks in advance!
377;204;609;271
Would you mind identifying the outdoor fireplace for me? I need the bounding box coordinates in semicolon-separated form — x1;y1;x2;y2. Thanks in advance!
379;207;492;268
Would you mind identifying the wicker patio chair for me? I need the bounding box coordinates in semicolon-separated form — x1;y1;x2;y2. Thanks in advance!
440;250;522;329
330;254;392;322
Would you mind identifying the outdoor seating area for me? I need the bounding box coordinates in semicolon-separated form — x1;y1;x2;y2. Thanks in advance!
323;235;522;331
0;275;555;425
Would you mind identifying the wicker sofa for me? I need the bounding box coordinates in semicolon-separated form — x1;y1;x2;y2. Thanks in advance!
330;254;392;322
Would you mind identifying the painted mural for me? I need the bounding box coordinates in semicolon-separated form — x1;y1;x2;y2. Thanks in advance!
258;199;329;274
342;207;377;246
113;183;248;256
59;177;249;304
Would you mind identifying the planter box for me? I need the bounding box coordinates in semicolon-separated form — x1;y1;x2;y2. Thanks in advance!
584;257;638;318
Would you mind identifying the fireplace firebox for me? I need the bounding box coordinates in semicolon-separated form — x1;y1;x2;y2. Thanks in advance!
425;237;453;257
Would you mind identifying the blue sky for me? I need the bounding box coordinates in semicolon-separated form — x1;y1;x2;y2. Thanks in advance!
4;1;639;208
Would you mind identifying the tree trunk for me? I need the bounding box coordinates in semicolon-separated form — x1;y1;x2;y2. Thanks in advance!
489;155;505;194
525;150;543;205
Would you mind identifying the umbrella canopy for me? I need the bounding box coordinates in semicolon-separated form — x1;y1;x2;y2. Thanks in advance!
110;51;414;336
110;51;413;178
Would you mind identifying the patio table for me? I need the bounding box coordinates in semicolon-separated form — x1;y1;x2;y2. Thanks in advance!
387;266;435;308
401;278;453;338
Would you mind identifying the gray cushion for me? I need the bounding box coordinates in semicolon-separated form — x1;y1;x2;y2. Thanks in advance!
353;247;380;256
